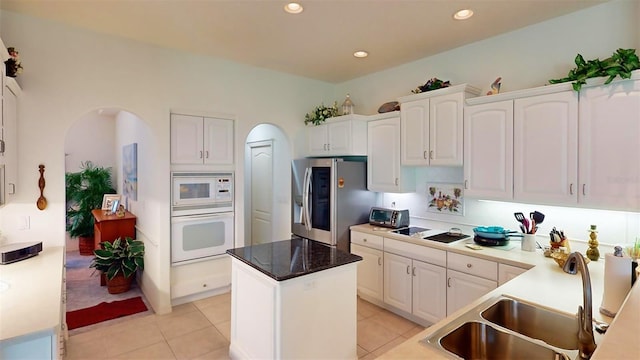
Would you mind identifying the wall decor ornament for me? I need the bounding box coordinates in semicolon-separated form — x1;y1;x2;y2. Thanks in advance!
412;77;451;94
427;183;464;215
4;47;23;77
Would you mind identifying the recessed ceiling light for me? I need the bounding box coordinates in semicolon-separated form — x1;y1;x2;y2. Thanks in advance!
453;9;474;20
353;50;368;58
284;2;303;14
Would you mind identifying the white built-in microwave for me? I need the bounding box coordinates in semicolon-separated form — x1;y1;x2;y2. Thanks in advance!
171;171;233;216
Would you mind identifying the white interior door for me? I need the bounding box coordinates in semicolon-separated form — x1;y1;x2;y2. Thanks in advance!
250;140;273;245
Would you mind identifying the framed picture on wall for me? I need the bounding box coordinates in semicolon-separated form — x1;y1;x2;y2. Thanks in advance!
426;183;464;216
101;194;121;211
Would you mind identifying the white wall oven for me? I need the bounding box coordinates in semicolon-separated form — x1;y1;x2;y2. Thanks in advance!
171;171;234;265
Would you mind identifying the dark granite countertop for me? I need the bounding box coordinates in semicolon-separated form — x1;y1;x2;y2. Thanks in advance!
226;238;362;281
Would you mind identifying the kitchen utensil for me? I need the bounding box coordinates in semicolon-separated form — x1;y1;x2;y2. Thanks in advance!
522;218;530;233
473;226;522;240
514;212;526;223
36;164;47;210
530;211;545;225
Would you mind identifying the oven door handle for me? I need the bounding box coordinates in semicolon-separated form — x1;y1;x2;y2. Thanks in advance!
171;213;233;222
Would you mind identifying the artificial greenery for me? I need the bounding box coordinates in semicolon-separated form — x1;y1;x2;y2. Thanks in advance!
65;161;116;238
412;77;451;94
549;48;640;91
90;237;145;280
304;101;339;126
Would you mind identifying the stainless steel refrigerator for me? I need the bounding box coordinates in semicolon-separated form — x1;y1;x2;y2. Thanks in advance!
292;158;380;252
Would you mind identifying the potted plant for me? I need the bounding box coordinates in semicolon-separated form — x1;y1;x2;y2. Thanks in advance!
65;161;116;255
90;237;145;294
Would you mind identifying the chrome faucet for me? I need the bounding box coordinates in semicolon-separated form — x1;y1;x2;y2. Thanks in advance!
563;252;597;359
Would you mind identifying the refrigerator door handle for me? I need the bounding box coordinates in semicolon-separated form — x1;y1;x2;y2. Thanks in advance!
302;167;312;231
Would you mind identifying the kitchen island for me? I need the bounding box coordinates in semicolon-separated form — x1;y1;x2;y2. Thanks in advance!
226;238;362;359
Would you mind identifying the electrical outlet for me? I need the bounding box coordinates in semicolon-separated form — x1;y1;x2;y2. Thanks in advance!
18;216;30;230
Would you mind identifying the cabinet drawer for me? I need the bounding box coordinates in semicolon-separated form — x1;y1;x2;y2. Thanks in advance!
384;238;446;267
351;231;383;250
447;252;497;281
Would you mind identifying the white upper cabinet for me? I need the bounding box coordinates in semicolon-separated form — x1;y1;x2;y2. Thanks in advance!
306;114;367;157
399;84;480;166
367;113;415;193
171;114;234;165
463;100;514;200
513;91;578;204
578;77;640;211
1;77;21;206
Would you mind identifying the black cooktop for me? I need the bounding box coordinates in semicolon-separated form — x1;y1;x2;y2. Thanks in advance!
425;233;469;244
391;226;430;236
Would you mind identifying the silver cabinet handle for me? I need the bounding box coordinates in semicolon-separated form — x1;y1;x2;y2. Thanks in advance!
199;150;203;159
583;184;586;196
395;178;399;186
378;257;382;266
464;180;468;189
406;265;410;275
570;183;573;195
205;151;209;159
467;263;472;268
447;277;452;287
423;150;428;159
412;267;416;276
429;150;434;160
327;143;330;151
8;183;15;195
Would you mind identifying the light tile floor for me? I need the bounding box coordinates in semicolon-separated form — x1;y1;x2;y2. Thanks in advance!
65;293;424;359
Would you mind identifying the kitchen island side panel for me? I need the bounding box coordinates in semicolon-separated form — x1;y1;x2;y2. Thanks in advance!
229;258;358;359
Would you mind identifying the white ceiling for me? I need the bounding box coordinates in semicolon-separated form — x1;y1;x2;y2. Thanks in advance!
1;0;607;83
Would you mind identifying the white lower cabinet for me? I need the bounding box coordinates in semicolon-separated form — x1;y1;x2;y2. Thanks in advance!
446;252;497;315
383;238;447;324
351;243;383;303
446;269;497;315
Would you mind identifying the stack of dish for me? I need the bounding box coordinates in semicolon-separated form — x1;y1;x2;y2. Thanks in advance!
473;226;522;246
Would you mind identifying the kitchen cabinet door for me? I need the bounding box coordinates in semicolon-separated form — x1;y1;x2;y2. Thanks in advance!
203;117;234;164
307;124;329;155
368;116;415;192
463;100;513;200
400;99;429;166
1;79;19;204
171;114;206;164
412;260;447;324
514;91;578;204
351;243;384;303
383;252;412;314
446;269;497;316
430;92;464;166
579;79;640;211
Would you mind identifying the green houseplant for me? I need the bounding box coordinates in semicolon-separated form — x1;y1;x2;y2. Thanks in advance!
90;237;145;294
65;161;116;255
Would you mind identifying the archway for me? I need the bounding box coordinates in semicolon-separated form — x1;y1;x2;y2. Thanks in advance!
64;108;151;319
243;124;292;246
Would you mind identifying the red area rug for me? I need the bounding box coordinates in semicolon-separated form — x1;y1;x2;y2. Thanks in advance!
66;296;148;330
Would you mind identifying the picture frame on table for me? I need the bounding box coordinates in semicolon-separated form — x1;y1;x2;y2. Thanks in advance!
102;194;121;211
110;199;120;215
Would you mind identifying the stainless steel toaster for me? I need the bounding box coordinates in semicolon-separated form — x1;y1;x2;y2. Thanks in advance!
368;207;410;229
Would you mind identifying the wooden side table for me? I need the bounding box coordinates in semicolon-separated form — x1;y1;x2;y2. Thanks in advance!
91;209;137;285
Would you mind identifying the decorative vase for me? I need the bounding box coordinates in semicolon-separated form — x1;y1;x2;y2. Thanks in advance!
586;225;600;261
78;235;95;256
106;273;134;294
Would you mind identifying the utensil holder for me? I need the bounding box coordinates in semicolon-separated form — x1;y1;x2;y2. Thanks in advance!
522;234;536;252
